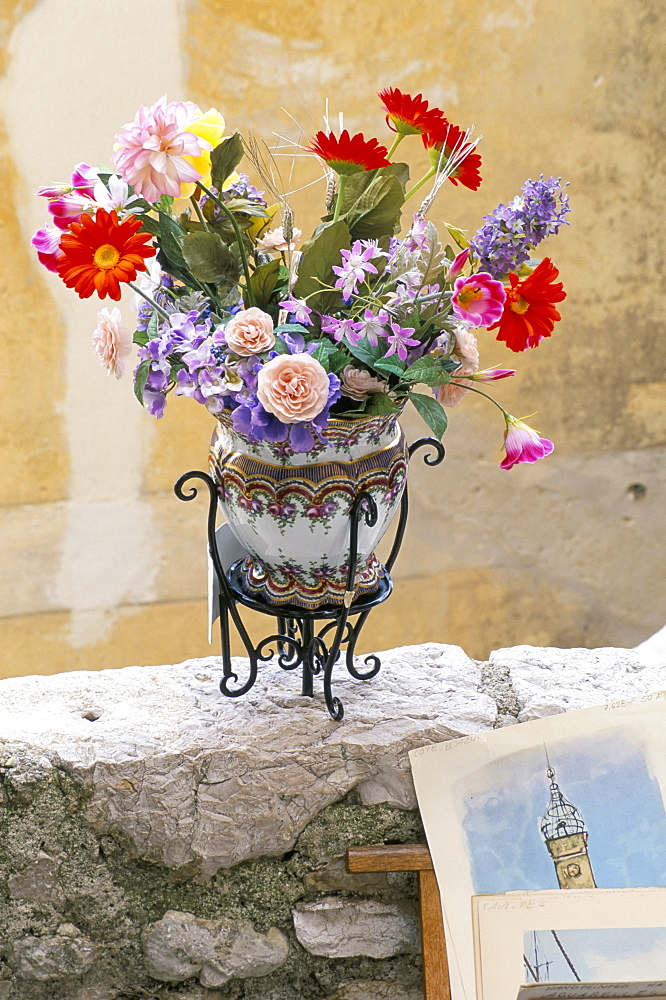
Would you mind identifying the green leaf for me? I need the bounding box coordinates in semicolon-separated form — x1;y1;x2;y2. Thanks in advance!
210;133;244;190
133;328;149;347
374;356;406;377
292;219;350;313
249;259;280;310
402;355;452;387
274;322;310;336
445;223;470;249
222;198;269;219
312;343;331;370
345;337;388;369
365;392;400;415
408;391;448;439
138;214;160;236
181;231;240;284
157;212;194;285
133;359;152;408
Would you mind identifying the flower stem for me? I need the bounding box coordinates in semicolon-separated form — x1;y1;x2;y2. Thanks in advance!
332;174;348;223
190;194;211;232
197;181;256;307
128;281;170;321
386;133;405;160
450;380;510;418
404;166;436;201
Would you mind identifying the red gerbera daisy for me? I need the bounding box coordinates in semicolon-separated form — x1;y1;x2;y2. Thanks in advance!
422;122;482;191
305;130;391;175
378;87;447;135
56;208;156;301
489;258;566;352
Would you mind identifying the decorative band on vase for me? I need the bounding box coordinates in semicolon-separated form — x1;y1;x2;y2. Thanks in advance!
239;553;385;609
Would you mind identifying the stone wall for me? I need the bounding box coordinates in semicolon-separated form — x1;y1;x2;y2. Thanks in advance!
1;0;665;679
1;642;663;999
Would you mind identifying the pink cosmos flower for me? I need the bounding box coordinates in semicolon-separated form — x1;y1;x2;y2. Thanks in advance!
38;162;99;230
257;353;330;423
256;226;302;253
113;96;208;202
340;365;388;400
472;368;517;382
31;225;62;272
92;307;132;379
500;415;554;470
446;247;470;280
451;272;506;327
224;307;275;356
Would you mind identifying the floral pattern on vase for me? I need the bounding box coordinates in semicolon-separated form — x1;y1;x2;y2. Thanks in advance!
209;411;408;609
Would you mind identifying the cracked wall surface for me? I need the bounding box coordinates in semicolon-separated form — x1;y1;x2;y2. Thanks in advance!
0;642;663;998
1;0;665;680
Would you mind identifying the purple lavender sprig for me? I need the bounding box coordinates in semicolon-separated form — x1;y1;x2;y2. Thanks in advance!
470;175;571;279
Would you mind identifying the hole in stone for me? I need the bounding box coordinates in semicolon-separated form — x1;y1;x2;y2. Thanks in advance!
627;483;647;500
81;710;101;722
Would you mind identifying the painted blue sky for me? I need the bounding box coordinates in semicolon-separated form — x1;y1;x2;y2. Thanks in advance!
523;926;666;981
457;727;666;893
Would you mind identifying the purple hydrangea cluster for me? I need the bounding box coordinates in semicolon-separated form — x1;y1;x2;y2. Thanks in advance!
470;176;570;279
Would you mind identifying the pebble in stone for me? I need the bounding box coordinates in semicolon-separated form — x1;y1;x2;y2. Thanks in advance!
303;855;388;894
327;983;422;1000
11;924;98;982
293;897;420;959
8;851;61;903
142;909;289;988
0;983;11;999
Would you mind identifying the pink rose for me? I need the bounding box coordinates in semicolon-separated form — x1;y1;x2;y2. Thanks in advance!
340;365;388;401
452;324;480;373
224;307;275;356
257;352;330;423
256;226;302;253
437;368;474;407
92;307;132;379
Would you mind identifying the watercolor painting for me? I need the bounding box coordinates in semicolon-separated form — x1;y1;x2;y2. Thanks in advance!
523;925;666;982
457;726;666;895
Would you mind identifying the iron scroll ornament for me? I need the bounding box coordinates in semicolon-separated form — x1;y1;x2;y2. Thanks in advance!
175;436;445;721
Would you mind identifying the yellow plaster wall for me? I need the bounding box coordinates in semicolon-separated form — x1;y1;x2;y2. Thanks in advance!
0;0;664;678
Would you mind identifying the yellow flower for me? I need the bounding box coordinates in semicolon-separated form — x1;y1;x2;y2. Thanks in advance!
180;108;228;197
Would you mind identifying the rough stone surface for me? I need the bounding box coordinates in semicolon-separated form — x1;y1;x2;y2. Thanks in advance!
488;645;665;721
303;855;388;894
1;641;663;999
142;909;289;986
293;898;420;959
327;982;422;1000
11;924;98;982
0;644;494;876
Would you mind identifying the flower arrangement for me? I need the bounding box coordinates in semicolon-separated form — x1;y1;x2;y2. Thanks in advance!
33;89;570;467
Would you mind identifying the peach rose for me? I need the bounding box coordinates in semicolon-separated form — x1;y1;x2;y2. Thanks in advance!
257;352;330;423
452;324;480;373
340;365;388;401
224;307;275;356
256;225;302;253
437;368;475;407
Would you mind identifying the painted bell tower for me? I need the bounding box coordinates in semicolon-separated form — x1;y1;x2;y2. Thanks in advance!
539;766;597;889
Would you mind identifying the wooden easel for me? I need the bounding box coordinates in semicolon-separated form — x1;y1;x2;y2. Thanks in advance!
346;844;451;1000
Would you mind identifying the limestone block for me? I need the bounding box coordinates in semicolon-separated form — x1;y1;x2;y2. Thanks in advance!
293;897;420;958
303;855;388;894
11;924;97;981
328;983;422;1000
489;645;666;721
141;909;288;987
8;851;61;904
0;644;495;874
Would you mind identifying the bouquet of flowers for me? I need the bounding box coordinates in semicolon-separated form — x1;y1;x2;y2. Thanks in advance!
33;88;570;469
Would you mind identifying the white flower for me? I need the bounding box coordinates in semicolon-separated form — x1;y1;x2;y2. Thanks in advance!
92;308;132;379
256;226;302;253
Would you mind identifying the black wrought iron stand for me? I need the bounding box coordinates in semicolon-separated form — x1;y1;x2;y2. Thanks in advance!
175;437;444;721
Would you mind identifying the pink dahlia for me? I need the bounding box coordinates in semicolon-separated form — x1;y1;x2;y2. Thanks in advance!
451;272;506;328
113;96;209;202
92;306;132;378
500;415;554;470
